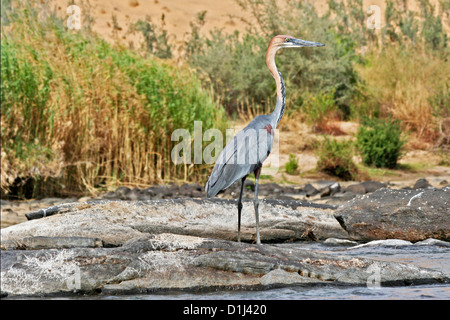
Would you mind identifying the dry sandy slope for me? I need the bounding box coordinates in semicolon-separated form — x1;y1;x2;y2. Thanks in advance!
48;0;446;48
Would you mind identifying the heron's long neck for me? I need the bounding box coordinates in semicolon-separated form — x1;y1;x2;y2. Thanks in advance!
267;48;286;128
273;71;286;127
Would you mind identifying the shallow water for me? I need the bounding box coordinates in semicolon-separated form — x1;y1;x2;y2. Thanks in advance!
101;242;450;300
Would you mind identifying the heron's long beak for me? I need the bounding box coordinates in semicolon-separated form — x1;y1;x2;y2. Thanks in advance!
291;38;325;47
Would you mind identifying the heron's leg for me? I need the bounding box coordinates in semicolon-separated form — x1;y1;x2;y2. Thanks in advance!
237;176;246;242
253;167;262;244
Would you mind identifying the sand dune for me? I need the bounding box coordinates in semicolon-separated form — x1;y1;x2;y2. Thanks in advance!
49;0;254;48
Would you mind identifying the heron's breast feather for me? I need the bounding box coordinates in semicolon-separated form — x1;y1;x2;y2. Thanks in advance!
264;124;274;135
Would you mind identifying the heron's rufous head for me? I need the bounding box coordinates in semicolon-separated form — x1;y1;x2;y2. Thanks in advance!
266;35;324;77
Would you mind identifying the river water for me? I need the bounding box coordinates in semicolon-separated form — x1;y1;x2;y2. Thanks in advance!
101;242;450;300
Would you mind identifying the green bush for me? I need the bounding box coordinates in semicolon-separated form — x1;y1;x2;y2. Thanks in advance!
316;137;359;180
356;117;405;168
285;154;299;175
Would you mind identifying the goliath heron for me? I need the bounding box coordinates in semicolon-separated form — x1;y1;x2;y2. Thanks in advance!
205;35;325;244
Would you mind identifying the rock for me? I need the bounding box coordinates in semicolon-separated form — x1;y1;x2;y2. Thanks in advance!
152;186;173;198
320;182;340;198
277;195;295;201
345;183;366;195
334;187;450;241
135;189;153;201
1;199;343;246
347;239;413;250
414;238;450;247
102;192;117;200
259;183;282;193
323;238;358;247
179;183;194;196
313;180;337;190
78;196;93;202
413;178;433;189
304;184;319;197
319;186;332;197
345;181;386;195
361;181;386;193
126;188;142;201
327;191;357;205
103;186;183;201
1;234;448;296
115;186;131;199
259;269;305;286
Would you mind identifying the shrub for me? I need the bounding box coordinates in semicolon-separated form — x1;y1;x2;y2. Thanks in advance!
316;137;359;180
285;154;299;174
129;15;172;59
301;89;343;134
356;117;405;168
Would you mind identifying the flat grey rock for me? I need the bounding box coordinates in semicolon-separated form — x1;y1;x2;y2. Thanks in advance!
334;187;450;241
1;199;343;246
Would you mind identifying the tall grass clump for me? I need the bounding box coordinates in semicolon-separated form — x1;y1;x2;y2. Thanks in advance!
1;3;226;197
356;117;405;168
357;46;449;142
356;0;450;143
129;15;172;59
301;88;344;134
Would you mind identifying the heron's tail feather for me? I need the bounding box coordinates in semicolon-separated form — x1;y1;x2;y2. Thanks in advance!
204;180;212;198
204;176;222;198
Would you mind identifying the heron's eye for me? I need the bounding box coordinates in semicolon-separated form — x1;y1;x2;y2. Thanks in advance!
285;38;290;42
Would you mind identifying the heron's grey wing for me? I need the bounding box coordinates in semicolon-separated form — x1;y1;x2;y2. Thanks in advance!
204;133;246;197
205;118;274;197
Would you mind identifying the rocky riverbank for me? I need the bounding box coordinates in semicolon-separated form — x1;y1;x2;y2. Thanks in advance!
2;177;448;228
1;178;449;297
